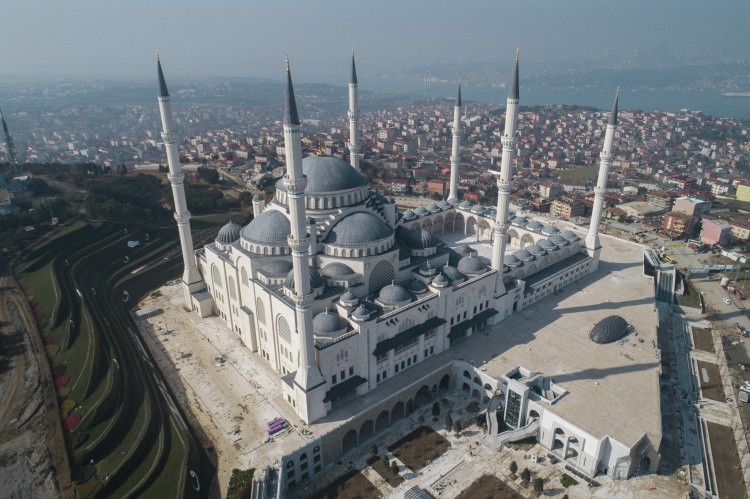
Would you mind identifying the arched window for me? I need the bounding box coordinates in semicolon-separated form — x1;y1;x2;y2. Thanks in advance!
256;297;266;324
277;316;292;343
211;265;223;289
228;276;237;300
241;267;249;287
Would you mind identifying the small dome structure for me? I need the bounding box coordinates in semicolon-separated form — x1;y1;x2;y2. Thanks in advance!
377;282;412;307
539;239;558;251
426;203;441;213
455;244;473;255
590;315;630;344
550;234;569;246
504;254;523;267
351;302;373;322
431;273;451;288
241;209;290;246
321;262;356;277
542;225;560;235
562;230;580;242
261;260;293;277
284;267;323;290
339;290;359;307
407;279;427;294
216;221;242;244
419;260;437;277
511;216;528;227
457;255;487;275
458;200;472;209
442;265;465;282
526;220;544;232
526;244;547;257
513;249;535;262
414;206;429;216
437;200;452;209
471;204;485;214
313;310;348;337
402;210;417;220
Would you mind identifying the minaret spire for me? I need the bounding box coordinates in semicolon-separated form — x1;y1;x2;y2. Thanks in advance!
585;88;620;268
348;50;360;171
155;54;203;306
283;57;326;423
490;52;521;298
447;79;463;204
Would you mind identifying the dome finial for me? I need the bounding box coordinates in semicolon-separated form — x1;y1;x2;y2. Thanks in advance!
285;54;290;73
515;48;519;62
155;50;159;62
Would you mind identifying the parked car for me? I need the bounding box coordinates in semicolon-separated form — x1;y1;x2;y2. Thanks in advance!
723;298;732;305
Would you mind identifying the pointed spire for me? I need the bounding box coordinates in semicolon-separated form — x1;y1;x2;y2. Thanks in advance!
284;55;300;125
156;51;169;98
456;79;462;107
509;49;519;99
350;48;358;85
608;87;620;126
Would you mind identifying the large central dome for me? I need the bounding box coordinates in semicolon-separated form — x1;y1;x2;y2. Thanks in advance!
277;155;368;194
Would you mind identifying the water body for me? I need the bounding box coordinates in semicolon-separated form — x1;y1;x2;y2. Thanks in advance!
363;78;750;120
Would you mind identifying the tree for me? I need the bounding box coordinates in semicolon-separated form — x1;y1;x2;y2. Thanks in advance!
381;455;389;469
452;420;462;433
509;460;518;475
197;165;220;184
533;477;544;493
390;461;399;475
432;402;440;417
445;413;453;428
520;468;531;485
370;444;378;456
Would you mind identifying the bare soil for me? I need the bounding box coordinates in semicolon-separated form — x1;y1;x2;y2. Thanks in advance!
706;421;745;499
696;360;724;402
388;426;450;472
314;469;380;499
455;474;521;499
366;455;404;487
692;327;714;353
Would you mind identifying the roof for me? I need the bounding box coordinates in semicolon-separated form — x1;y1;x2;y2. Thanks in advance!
449;309;497;338
157;58;169;98
373;316;446;356
350;52;358;85
608;88;619;126
313;310;348;337
456;82;462;107
323;375;367;403
284;57;300;125
590;315;630;344
509;51;519;100
277;155;367;194
377;283;412;306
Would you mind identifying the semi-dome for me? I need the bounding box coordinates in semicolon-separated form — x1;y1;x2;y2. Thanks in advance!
284;267;323;290
562;230;580;241
276;155;368;194
542;225;560;235
526;244;547;256
216;221;242;244
324;212;393;246
457;255;487;275
539;239;558;251
339;290;359;307
526;220;544;232
513;249;535;262
261;260;293;277
550;234;569;246
313;310;348;337
241;209;290;246
442;265;465;282
321;262;356;277
377;283;412;306
590;315;630;344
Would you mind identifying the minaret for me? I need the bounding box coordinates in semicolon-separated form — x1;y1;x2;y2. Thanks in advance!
283;57;326;423
490;51;520;297
348;49;360;172
447;81;462;204
156;54;203;306
585;88;619;269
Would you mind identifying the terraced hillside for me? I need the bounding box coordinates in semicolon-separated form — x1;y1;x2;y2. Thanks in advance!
15;220;217;498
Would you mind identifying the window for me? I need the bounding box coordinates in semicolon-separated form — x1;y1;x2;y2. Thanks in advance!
413;354;417;363
430;346;434;354
349;366;354;376
376;353;388;364
395;364;399;373
424;349;428;357
340;369;346;380
332;374;337;384
377;373;380;382
382;371;387;380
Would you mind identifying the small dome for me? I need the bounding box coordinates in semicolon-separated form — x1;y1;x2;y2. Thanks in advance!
550;234;569;246
437;200;452;209
471;204;485;214
526;244;547;256
261;260;293;277
542;225;560;235
448;198;460;206
485;208;497;217
241;209;290;246
562;230;580;241
313;310;348;337
457;255;487;275
458;200;472;209
414;206;429;216
419;261;437;277
442;265;465;282
216;221;242;244
455;244;473;255
284;267;323;290
324;212;393;247
504;254;523;267
590;315;630;344
513;249;535;262
276;155;368;194
431;273;451;288
339;290;359;307
511;216;528;227
407;279;427;294
539;239;558;251
377;283;412;306
403;210;417;220
352;303;373;322
307;216;316;225
426;203;440;213
526;221;544;232
322;262;356;277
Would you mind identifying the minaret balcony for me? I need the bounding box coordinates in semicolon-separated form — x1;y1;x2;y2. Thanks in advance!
284;175;308;194
168;172;185;184
288;234;310;253
501;136;516;148
600;152;613;162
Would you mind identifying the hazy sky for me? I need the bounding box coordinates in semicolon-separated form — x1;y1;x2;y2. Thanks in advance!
3;0;749;83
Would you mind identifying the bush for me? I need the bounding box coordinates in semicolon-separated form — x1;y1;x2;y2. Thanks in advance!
533;477;544;493
520;468;531;485
561;473;579;488
509;460;518;474
381;455;389;469
226;468;255;499
390;461;399;475
432;402;440;417
445;413;453;428
453;420;462;433
370;444;378;456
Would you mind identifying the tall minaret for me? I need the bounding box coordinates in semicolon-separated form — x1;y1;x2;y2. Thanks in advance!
348;49;360;172
490;51;520;297
156;54;203;306
585;88;620;269
447;81;462;204
283;57;326;423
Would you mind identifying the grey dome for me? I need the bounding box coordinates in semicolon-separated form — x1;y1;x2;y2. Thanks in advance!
457;255;487;275
437;200;452;209
339;290;359;306
414;206;429;216
402;210;417;220
313;310;348;337
542;225;560;235
485;208;497;217
513;249;535;262
419;261;437;277
442;265;465;281
504;254;523;267
511;216;528;227
455;244;473;255
352;302;373;321
459;200;472;209
562;230;580;241
216;221;242;244
396;226;435;249
284;267;324;290
378;283;412;306
526;220;544;232
241;209;290;246
539;239;558;251
261;260;293;277
324;212;393;246
550;234;569;246
471;204;485;214
426;203;441;213
322;262;356;277
527;244;547;256
590;315;630;344
276;155;368;194
407;279;427;294
431;273;451;288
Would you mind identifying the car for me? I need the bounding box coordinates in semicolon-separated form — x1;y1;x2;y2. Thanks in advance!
724;298;732;305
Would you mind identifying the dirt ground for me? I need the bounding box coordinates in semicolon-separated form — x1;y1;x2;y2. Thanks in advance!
388;426;450;472
697;360;724;402
313;469;380;499
707;421;745;499
455;474;521;499
0;258;73;498
692;327;715;353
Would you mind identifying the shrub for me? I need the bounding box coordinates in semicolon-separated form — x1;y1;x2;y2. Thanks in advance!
520;468;531;485
370;444;378;456
453;420;462;433
533;477;544;493
432;402;440;417
445;413;453;428
561;473;579;488
390;461;399;475
509;460;518;474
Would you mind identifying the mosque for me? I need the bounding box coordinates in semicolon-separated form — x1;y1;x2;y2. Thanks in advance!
156;52;660;486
